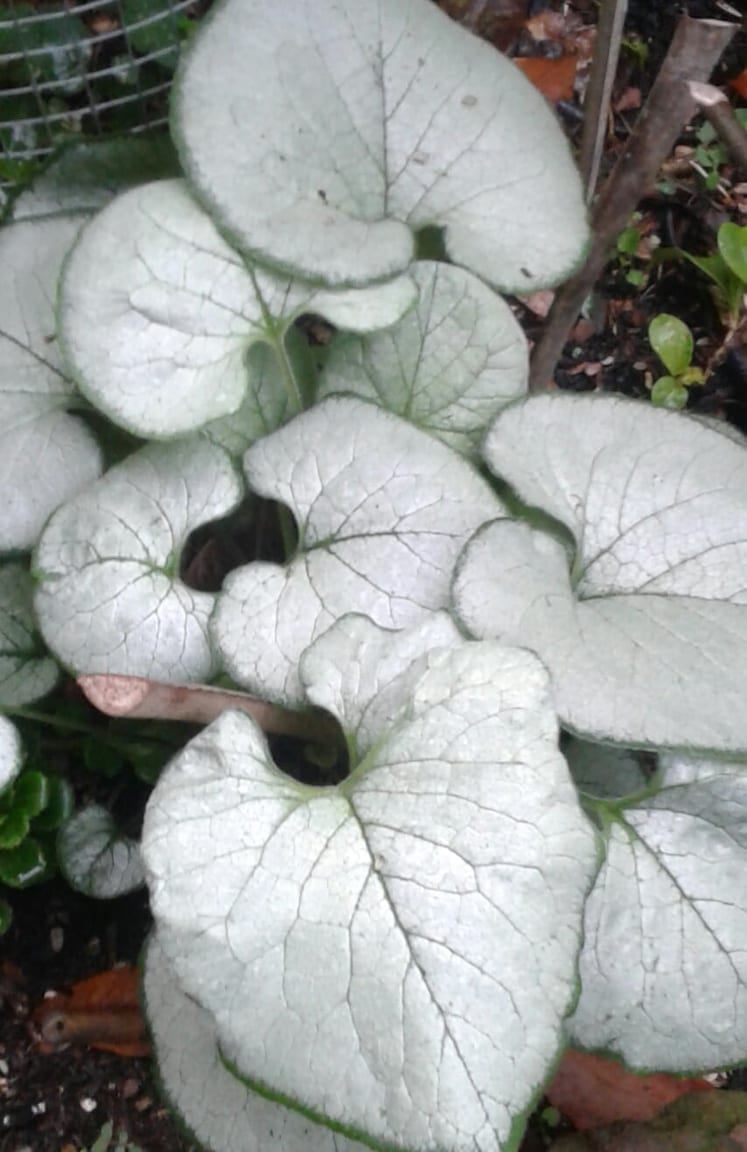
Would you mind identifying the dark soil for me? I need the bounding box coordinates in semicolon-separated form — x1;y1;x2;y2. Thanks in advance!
2;1;746;1150
1;883;192;1152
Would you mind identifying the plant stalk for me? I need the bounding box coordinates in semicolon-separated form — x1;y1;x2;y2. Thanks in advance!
529;15;737;392
687;80;747;176
78;674;339;746
578;0;628;202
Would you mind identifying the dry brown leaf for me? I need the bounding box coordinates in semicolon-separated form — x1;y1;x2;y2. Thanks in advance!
547;1049;714;1130
549;1089;747;1152
32;966;150;1058
730;68;747;100
513;55;577;104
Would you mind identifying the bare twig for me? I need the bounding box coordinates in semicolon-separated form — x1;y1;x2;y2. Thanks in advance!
529;16;737;393
78;674;339;745
687;80;747;176
578;0;628;201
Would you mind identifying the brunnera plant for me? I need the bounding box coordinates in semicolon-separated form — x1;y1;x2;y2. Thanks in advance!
0;0;746;1150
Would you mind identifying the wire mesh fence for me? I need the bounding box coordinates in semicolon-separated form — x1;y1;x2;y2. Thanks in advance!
0;0;201;188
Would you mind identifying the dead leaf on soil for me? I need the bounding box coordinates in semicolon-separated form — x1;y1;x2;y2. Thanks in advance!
730;68;747;101
514;55;577;103
549;1089;747;1152
547;1048;713;1130
31;965;150;1057
525;9;596;65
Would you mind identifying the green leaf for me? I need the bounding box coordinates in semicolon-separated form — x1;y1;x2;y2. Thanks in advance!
0;5;90;92
32;775;74;832
90;1121;114;1152
678;249;732;293
143;636;598;1152
570;752;747;1071
173;0;588;291
125;741;168;786
58;804;145;898
454;393;747;754
120;0;185;69
0;834;49;887
0;808;30;850
34;438;244;681
59;180;417;439
0;217;104;550
10;133;180;223
12;770;49;820
648;314;693;377
82;737;128;779
650;376;688;409
0;897;11;934
317;261;528;458
616;226;640;257
211;396;506;705
718;222;747;286
0;562;59;708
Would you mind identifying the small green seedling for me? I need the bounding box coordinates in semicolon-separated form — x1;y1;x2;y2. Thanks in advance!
648;313;704;410
83;1120;144;1152
692;111;747;191
680;221;747;331
0;744;73;933
615;218;647;287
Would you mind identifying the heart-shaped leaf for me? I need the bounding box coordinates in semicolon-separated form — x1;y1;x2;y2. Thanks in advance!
144;932;369;1152
0;561;58;707
60;179;416;440
58;803;145;898
34;438;243;680
318;261;528;457
143;638;598;1152
569;752;747;1071
301;612;463;758
211;396;506;705
173;0;588;292
454;393;747;754
0;215;103;551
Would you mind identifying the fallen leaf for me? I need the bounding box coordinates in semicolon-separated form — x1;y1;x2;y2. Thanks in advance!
549;1089;747;1152
547;1049;714;1130
525;10;595;66
730;68;747;100
32;966;150;1057
514;55;577;104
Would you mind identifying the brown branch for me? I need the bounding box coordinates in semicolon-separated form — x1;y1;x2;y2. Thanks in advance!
78;674;339;746
687;80;747;177
529;16;737;393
